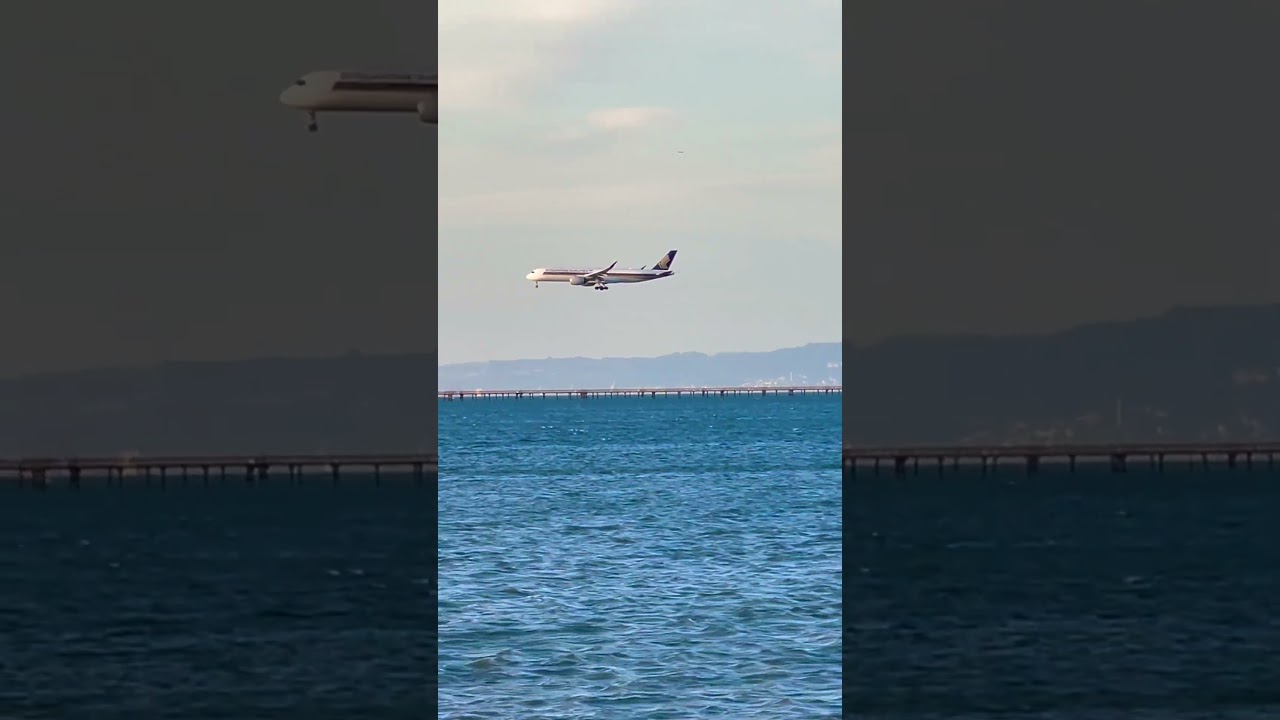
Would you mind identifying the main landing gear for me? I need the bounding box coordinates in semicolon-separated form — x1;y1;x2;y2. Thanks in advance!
306;111;318;133
594;283;609;291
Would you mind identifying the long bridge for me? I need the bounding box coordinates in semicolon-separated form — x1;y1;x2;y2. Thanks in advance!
0;453;438;486
440;385;841;400
844;442;1280;475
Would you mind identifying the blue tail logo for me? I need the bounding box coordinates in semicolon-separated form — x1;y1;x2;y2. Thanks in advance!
654;250;677;271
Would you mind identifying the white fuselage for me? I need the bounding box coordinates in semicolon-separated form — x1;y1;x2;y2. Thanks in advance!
280;70;437;128
525;267;675;286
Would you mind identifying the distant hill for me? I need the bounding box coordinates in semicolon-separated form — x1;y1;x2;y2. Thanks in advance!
5;303;1280;456
843;304;1280;445
0;353;437;457
437;343;843;391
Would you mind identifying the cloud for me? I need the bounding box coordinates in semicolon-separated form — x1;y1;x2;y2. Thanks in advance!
585;106;677;131
547;106;679;143
439;0;637;111
439;127;839;243
439;0;626;29
438;0;842;236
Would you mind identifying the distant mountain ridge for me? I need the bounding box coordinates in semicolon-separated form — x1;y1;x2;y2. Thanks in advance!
0;353;437;457
843;303;1280;445
5;303;1280;455
437;343;843;391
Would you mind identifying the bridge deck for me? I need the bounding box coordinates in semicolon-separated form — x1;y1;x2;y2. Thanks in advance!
440;385;841;399
0;453;438;485
843;442;1280;474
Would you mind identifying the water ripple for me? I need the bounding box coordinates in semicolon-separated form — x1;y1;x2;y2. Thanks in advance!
440;395;841;718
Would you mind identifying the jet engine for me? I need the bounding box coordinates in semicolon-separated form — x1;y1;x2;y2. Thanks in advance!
417;97;437;124
569;276;587;286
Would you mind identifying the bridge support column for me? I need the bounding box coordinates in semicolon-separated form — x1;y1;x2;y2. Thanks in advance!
1227;453;1237;470
1025;455;1039;476
893;456;907;477
1110;453;1128;473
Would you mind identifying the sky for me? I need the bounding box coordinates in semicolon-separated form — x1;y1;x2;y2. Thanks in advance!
0;2;435;377
850;1;1280;346
437;0;843;365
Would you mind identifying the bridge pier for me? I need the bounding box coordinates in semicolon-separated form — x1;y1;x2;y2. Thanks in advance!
1110;454;1128;473
843;443;1280;480
0;453;428;488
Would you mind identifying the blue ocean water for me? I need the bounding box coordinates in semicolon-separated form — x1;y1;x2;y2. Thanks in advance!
438;394;842;718
849;467;1280;718
0;481;433;719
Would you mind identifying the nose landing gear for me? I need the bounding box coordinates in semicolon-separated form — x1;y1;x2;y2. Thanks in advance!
306;111;318;132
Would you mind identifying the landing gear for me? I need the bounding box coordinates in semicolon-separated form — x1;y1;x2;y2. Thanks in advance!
306;112;318;132
594;284;609;291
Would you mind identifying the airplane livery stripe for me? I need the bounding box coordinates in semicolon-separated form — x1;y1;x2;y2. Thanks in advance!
540;270;663;277
332;81;436;92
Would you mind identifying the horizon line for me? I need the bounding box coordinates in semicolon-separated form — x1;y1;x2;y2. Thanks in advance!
438;339;843;368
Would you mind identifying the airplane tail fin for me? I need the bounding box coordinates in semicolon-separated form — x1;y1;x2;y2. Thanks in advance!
654;250;678;271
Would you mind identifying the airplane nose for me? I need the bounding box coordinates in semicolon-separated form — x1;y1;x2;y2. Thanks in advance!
525;273;536;280
279;87;299;107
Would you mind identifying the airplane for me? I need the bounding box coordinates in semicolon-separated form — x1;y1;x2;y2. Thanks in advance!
279;70;437;132
525;251;678;291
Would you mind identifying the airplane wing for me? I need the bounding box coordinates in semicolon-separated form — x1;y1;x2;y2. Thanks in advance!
581;261;617;280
